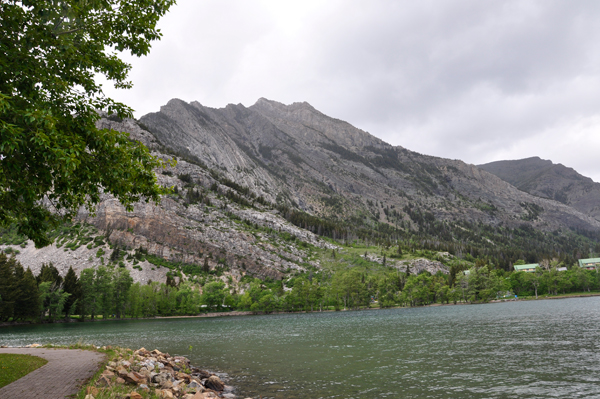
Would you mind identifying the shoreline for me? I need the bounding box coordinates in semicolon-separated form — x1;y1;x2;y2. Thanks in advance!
490;292;600;302
1;345;242;399
2;292;600;328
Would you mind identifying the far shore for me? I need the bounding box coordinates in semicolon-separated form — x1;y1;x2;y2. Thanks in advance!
3;292;600;328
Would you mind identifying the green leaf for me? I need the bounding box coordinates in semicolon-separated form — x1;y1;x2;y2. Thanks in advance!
0;0;176;247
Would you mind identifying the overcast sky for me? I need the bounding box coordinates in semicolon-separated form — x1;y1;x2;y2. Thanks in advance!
101;0;600;182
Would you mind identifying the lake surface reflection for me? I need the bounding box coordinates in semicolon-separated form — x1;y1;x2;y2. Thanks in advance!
2;298;600;398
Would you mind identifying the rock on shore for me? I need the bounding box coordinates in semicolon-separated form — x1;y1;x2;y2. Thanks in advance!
87;347;250;399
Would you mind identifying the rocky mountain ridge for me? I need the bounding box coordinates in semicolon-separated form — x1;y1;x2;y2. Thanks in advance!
3;99;600;284
478;157;600;222
140;98;600;232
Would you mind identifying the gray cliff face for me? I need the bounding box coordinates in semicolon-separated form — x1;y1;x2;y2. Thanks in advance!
5;154;332;283
479;157;600;222
140;98;600;232
141;99;281;204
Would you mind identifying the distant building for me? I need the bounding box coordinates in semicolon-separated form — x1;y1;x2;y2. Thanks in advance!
514;264;539;272
556;267;567;272
578;258;600;270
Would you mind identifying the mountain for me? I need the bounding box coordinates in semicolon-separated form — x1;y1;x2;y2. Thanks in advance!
140;98;600;232
1;115;329;284
3;99;600;283
478;157;600;222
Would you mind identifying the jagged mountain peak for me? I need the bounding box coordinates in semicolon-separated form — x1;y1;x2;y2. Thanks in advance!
161;97;188;110
251;99;384;149
253;97;316;112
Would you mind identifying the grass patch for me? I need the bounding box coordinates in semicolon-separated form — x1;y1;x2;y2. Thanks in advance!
0;354;48;388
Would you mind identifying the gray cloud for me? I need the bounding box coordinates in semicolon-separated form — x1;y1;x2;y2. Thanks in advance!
101;0;600;182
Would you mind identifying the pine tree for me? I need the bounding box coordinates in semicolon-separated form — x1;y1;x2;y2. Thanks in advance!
79;268;97;321
166;274;177;288
37;263;63;286
113;268;133;319
0;253;17;321
94;266;114;319
110;246;121;263
62;267;80;319
13;263;24;282
10;263;24;320
38;281;70;322
37;263;63;319
14;268;40;321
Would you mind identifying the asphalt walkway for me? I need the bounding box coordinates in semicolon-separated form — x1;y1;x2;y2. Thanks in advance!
0;347;105;399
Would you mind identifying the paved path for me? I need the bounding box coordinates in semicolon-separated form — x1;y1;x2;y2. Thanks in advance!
0;348;106;399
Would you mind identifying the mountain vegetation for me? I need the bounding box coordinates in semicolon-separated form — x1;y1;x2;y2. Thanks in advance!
3;250;600;323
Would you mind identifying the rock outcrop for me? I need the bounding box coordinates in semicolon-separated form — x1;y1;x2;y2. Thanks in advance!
362;253;450;275
87;347;246;399
2;153;333;284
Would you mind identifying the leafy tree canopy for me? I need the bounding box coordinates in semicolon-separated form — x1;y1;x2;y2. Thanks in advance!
0;0;176;247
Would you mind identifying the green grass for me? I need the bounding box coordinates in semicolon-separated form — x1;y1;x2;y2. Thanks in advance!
516;291;600;300
0;354;48;388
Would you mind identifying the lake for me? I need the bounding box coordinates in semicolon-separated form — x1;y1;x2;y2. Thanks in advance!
2;298;600;398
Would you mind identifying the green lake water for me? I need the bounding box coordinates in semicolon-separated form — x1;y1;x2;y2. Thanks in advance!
2;298;600;398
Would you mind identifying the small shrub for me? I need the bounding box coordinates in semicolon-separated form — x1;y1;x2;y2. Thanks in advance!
93;236;105;247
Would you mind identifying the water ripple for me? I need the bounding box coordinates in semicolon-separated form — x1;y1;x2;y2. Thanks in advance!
2;298;600;398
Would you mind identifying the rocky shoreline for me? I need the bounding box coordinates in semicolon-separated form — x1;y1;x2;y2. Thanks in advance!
86;347;250;399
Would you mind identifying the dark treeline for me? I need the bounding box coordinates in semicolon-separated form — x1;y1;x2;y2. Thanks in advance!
300;196;594;271
274;197;600;272
0;253;79;322
3;251;600;324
